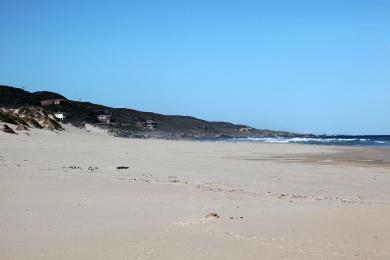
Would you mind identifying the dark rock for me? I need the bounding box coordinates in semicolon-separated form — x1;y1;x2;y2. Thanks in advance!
117;166;129;170
1;124;17;134
16;124;29;131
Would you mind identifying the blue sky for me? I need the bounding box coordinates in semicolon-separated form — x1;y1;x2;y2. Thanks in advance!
0;0;389;134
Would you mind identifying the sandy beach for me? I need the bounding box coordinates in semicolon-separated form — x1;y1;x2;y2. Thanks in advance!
1;125;390;260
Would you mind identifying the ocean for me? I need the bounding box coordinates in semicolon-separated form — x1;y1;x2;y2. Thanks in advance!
231;135;390;147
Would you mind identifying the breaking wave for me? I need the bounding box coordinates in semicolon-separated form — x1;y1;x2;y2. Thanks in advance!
232;136;390;147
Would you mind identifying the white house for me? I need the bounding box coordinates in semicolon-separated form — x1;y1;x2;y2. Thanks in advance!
53;112;69;121
239;127;254;132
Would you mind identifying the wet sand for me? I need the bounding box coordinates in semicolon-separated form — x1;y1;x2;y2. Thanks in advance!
1;125;390;259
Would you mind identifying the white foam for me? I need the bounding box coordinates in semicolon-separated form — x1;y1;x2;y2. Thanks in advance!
234;136;390;146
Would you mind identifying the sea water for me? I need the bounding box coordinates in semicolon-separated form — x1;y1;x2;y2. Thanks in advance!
231;135;390;147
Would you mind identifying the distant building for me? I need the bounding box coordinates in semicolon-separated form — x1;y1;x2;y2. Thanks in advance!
53;112;70;121
144;120;158;129
239;127;254;133
41;99;68;106
95;110;111;124
96;114;111;124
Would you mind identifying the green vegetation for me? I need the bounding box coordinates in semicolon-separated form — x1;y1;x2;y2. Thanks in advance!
0;85;310;139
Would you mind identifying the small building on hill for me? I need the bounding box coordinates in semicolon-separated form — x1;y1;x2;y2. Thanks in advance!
239;127;254;133
53;111;70;121
96;114;111;124
41;99;68;106
95;110;111;124
144;120;158;129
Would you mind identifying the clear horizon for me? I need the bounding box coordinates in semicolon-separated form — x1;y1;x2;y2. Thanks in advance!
1;1;389;135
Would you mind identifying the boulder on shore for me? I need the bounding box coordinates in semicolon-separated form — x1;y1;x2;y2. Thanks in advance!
15;124;29;131
1;124;17;134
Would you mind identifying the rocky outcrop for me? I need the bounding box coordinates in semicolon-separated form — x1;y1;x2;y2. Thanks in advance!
15;124;29;131
1;124;17;134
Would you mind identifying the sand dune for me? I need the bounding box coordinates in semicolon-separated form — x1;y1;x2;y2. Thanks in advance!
1;125;389;259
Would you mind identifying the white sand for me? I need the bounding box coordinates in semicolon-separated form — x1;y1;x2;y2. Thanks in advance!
1;124;390;259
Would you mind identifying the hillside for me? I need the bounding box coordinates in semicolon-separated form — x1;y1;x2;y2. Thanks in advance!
0;106;63;131
0;85;309;139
